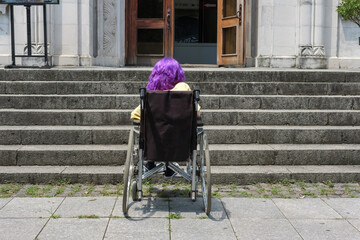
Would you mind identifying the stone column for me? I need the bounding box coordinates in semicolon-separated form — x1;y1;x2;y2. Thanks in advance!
298;0;326;68
313;0;325;56
299;0;313;56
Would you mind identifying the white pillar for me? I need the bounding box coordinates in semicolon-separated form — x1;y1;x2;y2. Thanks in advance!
299;0;313;55
313;0;325;56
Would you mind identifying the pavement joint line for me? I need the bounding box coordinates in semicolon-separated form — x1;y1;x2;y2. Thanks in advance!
35;196;66;239
220;198;239;240
271;199;305;240
347;219;360;234
102;196;119;240
0;197;13;211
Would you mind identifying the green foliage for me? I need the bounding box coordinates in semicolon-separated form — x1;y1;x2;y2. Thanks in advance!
166;213;182;219
337;0;360;27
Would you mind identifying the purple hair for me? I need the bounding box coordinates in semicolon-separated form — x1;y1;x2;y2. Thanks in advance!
146;58;185;91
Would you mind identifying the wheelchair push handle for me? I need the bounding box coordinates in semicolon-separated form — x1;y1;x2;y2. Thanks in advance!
140;88;146;110
194;89;200;102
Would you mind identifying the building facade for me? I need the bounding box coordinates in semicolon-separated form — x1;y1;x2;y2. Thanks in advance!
0;0;359;68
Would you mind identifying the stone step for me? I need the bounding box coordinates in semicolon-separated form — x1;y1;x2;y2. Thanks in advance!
1;125;360;145
0;165;359;184
1;144;359;166
1;109;359;126
1;81;360;95
1;94;359;110
1;69;359;83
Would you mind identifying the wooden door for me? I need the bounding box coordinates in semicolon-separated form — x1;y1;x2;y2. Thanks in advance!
126;0;174;65
217;0;245;66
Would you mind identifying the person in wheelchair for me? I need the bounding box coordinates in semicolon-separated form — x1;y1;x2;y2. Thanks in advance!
130;57;200;178
124;57;211;215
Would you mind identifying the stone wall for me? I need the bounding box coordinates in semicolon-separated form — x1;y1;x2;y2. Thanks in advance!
255;0;360;69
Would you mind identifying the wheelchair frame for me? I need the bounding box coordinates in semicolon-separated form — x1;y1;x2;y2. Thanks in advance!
122;89;211;215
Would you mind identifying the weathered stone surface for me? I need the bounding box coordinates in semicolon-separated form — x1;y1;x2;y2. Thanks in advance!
55;197;116;217
39;218;109;240
273;199;342;219
328;83;360;95
113;197;169;218
222;198;284;219
0;110;76;125
291;219;360;240
237;110;328;125
5;81;57;94
0;218;48;240
0;146;18;165
171;218;237;240
169;197;226;219
323;198;360;219
0;197;64;218
230;219;302;240
0;198;12;209
56;82;102;94
16;145;125;165
104;218;169;240
277;82;328;95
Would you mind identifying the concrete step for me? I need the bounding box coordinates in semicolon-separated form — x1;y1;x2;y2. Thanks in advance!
1;68;359;83
1;144;359;166
1;94;359;110
1;126;360;145
1;109;359;126
0;165;359;184
1;81;360;95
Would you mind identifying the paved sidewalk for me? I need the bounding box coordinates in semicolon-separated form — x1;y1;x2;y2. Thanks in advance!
0;197;360;240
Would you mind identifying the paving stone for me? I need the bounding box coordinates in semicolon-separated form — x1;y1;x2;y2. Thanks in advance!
0;198;12;209
0;218;47;240
221;198;284;219
171;218;236;240
291;219;360;240
349;219;360;231
230;218;302;240
38;218;108;240
0;197;64;218
169;197;226;220
273;199;342;219
54;197;116;218
112;197;169;218
104;218;169;240
323;198;360;219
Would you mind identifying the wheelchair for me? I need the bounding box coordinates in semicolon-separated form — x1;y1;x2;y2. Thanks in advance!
123;88;211;215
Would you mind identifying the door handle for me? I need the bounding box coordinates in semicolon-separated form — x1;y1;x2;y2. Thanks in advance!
236;4;242;26
167;8;171;30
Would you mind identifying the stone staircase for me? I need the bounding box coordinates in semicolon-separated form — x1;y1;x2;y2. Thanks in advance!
0;68;359;184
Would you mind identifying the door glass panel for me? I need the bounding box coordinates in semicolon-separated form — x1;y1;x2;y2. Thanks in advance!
222;27;236;55
223;0;236;18
138;0;163;18
137;29;164;54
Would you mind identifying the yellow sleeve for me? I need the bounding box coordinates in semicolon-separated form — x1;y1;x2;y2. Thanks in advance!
130;105;141;121
171;82;191;91
171;82;200;111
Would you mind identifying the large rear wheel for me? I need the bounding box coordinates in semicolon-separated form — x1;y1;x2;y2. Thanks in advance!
200;133;211;215
123;129;135;214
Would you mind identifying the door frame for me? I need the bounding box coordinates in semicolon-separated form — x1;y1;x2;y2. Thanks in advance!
125;0;174;65
125;0;247;66
217;0;245;66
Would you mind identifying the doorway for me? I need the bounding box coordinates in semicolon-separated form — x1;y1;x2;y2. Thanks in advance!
174;0;217;64
126;0;245;66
